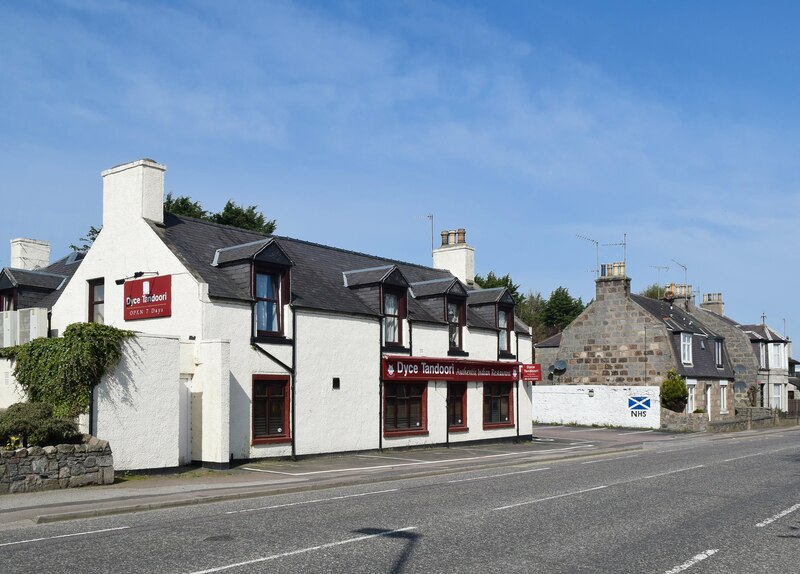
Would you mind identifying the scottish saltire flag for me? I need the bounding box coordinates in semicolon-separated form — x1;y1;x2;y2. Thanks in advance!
629;396;651;410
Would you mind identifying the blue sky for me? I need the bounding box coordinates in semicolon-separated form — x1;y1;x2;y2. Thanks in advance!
1;1;798;340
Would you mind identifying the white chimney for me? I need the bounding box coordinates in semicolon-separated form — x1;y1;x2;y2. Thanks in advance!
10;238;50;270
102;158;166;229
432;228;475;285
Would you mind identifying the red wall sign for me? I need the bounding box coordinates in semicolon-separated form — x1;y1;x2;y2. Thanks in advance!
382;356;519;382
124;275;172;321
521;363;542;382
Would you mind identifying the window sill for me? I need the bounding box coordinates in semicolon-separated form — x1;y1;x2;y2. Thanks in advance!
382;345;411;354
252;436;292;445
448;426;469;433
498;351;517;360
383;429;429;438
448;349;469;357
483;422;515;430
252;335;293;346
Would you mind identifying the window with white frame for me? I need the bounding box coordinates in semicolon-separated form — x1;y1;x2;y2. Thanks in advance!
680;333;692;365
685;380;697;413
720;380;728;414
759;343;766;368
770;343;785;370
715;341;723;367
498;307;512;354
772;383;782;410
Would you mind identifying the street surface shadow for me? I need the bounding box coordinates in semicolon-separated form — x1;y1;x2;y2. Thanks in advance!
353;527;420;574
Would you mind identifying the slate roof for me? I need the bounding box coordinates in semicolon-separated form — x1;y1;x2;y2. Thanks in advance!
151;214;530;333
630;295;733;379
534;332;562;348
0;252;85;310
739;324;786;343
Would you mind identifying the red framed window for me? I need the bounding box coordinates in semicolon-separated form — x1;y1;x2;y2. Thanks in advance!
383;289;406;346
252;376;291;444
447;382;467;431
88;279;105;324
253;267;288;337
483;383;514;428
447;299;465;350
384;382;427;436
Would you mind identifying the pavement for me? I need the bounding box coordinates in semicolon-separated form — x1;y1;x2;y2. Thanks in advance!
1;424;791;529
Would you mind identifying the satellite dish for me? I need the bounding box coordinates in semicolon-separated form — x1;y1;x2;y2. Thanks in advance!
734;364;747;374
663;290;675;301
734;382;747;393
553;360;567;375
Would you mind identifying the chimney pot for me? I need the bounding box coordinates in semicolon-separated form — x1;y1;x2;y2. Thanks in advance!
440;231;449;246
448;230;457;245
457;228;466;244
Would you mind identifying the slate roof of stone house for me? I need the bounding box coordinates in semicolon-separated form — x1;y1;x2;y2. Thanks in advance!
631;294;734;379
0;252;85;310
739;324;787;343
534;332;561;348
151;214;529;334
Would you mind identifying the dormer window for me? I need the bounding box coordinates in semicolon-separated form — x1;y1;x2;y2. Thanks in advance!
759;343;766;368
498;307;512;354
254;268;287;337
383;289;406;346
715;340;723;368
447;299;465;350
680;332;692;365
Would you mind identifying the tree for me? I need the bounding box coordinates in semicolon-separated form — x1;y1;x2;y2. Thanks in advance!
639;283;667;300
474;271;522;304
69;226;101;253
163;192;207;219
515;291;547;340
0;402;80;448
540;287;585;334
660;369;689;412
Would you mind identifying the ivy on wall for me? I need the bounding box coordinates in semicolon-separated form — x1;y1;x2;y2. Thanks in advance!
0;323;133;418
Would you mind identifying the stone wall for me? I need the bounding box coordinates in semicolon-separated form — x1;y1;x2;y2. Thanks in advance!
555;276;674;386
0;438;114;494
660;408;709;432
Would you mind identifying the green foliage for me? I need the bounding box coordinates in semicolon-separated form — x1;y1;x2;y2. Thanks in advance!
212;200;277;234
540;287;585;335
0;402;80;448
746;384;759;407
0;323;133;418
474;271;522;304
639;283;667;300
69;225;102;253
163;192;207;219
515;291;548;341
660;369;689;412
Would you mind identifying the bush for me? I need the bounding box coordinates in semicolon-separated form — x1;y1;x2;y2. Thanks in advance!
0;402;81;448
661;369;689;412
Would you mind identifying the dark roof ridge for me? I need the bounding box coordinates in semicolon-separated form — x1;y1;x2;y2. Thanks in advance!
3;267;68;279
169;213;453;275
410;277;456;286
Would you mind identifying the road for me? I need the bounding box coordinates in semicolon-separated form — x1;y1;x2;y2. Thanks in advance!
1;427;798;573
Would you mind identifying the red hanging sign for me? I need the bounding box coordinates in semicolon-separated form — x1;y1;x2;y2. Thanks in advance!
124;275;172;321
382;355;519;382
521;363;542;382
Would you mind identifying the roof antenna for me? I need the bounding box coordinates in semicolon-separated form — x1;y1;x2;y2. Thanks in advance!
576;234;599;278
425;214;434;260
649;265;669;298
603;233;627;267
671;258;687;291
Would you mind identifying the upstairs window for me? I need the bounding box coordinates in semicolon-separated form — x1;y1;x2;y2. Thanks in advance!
383;289;406;346
759;343;766;368
88;279;105;324
254;270;282;336
447;299;465;350
680;333;692;365
770;343;785;370
498;307;512;354
0;289;14;311
715;341;723;367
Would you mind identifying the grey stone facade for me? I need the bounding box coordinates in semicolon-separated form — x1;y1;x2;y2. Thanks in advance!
0;438;114;494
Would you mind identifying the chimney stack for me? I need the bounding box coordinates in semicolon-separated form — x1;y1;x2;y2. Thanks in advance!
433;228;475;285
102;158;166;230
10;238;50;270
595;261;630;302
700;292;724;316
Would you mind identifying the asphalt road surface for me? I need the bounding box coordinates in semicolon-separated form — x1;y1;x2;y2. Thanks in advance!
1;428;798;573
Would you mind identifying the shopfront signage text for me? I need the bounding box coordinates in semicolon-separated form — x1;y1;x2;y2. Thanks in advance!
521;363;542;382
124;275;172;321
382;356;518;382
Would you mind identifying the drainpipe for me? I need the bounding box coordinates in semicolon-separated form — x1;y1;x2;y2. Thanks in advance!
378;315;383;452
291;307;297;460
515;332;520;442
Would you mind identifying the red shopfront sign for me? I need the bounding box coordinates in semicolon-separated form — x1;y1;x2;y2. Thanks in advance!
521;363;542;382
382;356;519;383
123;275;172;321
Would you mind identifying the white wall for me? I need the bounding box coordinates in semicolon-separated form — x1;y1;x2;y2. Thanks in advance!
94;334;182;471
294;310;381;455
0;361;23;409
192;339;231;465
412;323;449;357
532;385;661;429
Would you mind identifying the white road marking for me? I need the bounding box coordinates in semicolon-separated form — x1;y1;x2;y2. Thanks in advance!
581;455;639;465
642;465;704;479
355;454;426;462
242;445;594;476
755;503;800;527
664;549;719;573
620;429;655;435
493;485;607;511
569;428;605;432
187;526;418;573
0;526;129;548
722;452;764;462
448;467;550;483
225;489;398;515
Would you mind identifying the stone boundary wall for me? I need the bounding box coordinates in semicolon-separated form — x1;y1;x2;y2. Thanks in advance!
660;408;708;432
0;438;114;495
661;407;787;433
